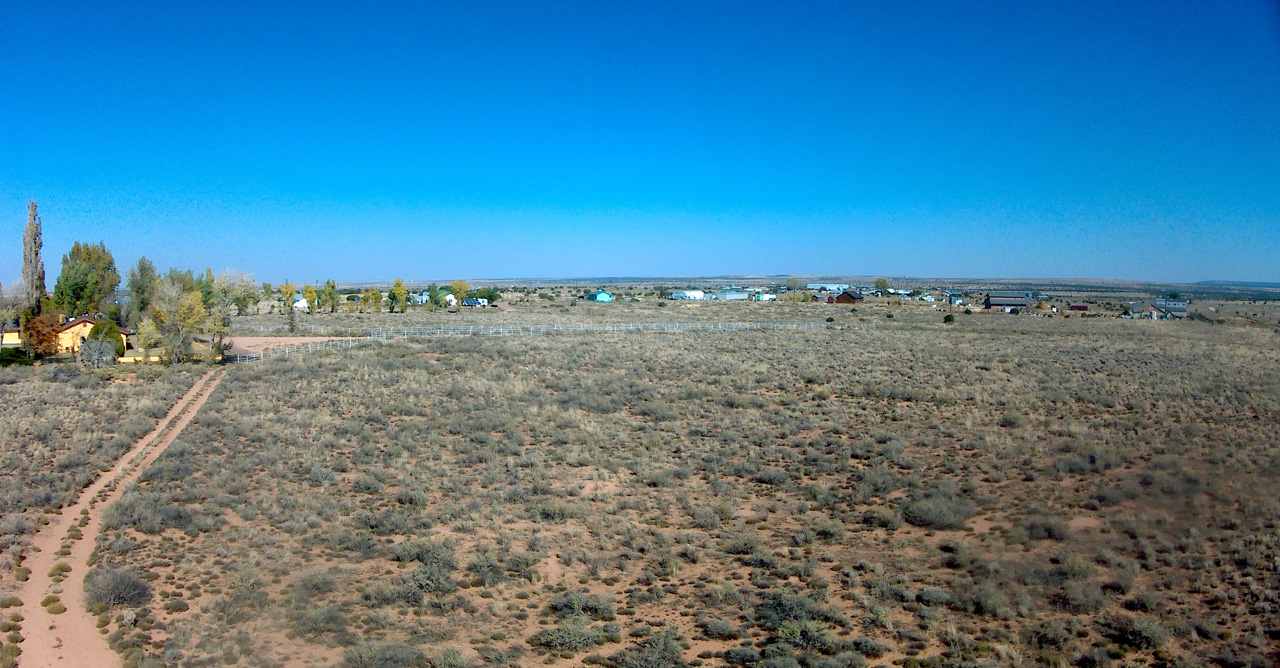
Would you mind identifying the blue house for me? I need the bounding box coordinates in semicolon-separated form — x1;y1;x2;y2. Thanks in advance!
587;290;614;302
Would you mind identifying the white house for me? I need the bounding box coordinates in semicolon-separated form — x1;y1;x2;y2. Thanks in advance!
670;290;705;300
754;293;777;301
806;283;851;292
293;296;310;311
441;293;458;307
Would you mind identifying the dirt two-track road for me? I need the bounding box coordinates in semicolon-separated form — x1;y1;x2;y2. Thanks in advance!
15;368;226;668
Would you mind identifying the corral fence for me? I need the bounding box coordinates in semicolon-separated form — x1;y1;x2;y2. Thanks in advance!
227;321;860;363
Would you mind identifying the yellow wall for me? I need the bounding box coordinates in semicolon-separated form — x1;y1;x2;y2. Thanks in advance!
56;322;126;355
0;331;20;346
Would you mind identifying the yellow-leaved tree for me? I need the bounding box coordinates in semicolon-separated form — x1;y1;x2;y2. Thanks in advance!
389;279;408;313
302;285;318;314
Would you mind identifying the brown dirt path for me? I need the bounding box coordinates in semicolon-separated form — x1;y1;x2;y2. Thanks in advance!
224;336;356;356
16;367;227;668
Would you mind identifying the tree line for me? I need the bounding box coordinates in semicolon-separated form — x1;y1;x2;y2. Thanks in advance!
3;203;501;364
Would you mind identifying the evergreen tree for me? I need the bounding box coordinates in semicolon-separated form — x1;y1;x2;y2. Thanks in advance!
53;241;120;316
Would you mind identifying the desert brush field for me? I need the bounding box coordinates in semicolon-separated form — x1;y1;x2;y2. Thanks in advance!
43;314;1277;668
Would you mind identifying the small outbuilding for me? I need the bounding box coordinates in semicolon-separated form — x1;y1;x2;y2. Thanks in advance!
829;290;864;305
587;290;614;302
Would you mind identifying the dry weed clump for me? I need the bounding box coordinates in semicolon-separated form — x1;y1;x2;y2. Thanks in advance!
92;317;1279;668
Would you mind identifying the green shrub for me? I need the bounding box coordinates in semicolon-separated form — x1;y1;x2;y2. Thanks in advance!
87;320;125;357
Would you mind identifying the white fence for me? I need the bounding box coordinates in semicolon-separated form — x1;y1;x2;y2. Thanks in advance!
228;321;854;363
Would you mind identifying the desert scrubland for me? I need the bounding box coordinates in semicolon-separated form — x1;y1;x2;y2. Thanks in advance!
33;313;1275;668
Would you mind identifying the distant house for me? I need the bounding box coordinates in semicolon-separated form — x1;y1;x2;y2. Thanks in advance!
753;293;777;301
984;292;1031;309
669;290;704;300
412;292;431;305
807;283;851;292
587;290;614;302
1154;299;1188;318
709;292;749;300
829;290;864;305
461;297;488;307
293;296;310;311
440;293;458;307
1068;305;1088;312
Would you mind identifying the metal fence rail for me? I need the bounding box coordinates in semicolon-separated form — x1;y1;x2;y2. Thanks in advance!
228;320;857;363
228;337;369;363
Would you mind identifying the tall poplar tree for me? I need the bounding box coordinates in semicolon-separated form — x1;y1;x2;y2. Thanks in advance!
22;202;46;314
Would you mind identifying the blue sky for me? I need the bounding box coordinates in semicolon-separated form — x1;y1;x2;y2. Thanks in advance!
3;1;1279;285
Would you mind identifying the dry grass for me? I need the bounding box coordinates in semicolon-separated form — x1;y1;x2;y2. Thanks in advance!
90;314;1280;668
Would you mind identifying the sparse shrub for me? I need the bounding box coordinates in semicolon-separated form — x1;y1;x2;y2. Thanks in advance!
548;591;615;621
84;569;151;609
900;482;975;530
608;627;684;668
343;642;424;668
697;620;739;640
527;619;607;653
1024;516;1069;541
1101;614;1166;649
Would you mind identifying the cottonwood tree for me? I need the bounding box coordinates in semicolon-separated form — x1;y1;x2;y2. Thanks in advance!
53;241;120;316
204;274;240;361
322;280;338;313
149;280;206;363
137;317;161;363
228;273;257;315
362;288;382;313
389;279;408;313
125;257;158;326
449;280;471;304
302;285;318;314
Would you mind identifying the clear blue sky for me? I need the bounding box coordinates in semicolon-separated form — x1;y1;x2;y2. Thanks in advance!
3;1;1279;285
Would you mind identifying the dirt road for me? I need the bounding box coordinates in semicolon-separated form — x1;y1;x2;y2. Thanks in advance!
224;336;356;356
16;367;226;668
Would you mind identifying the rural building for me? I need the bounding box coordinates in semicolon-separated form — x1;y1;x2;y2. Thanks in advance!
709;292;748;300
587;290;613;302
984;292;1031;309
58;317;125;355
669;290;704;300
828;290;864;304
441;293;458;307
461;297;488;307
293;296;310;311
1068;305;1088;311
753;293;777;301
0;317;127;355
1154;299;1188;317
806;283;851;292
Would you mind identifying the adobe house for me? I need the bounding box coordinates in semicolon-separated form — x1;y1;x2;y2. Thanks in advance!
57;317;126;355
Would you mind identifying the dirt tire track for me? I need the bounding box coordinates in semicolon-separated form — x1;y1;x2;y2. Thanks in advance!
16;367;226;668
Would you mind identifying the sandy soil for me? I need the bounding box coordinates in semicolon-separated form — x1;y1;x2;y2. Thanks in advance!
224;336;357;356
15;368;226;668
